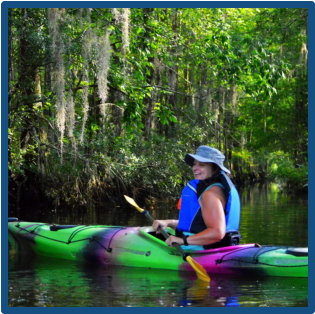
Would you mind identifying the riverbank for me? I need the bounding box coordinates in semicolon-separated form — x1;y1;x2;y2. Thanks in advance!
8;154;307;222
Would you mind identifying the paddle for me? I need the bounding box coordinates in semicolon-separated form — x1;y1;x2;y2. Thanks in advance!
124;195;210;283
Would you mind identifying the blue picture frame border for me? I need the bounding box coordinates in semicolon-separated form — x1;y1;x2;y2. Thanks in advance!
2;1;313;313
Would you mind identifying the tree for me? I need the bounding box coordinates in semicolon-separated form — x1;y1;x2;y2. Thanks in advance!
8;7;308;213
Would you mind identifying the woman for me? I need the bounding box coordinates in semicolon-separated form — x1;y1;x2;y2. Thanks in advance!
152;145;241;248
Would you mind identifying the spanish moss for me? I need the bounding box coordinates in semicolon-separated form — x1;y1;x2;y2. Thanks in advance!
96;30;111;121
48;8;66;159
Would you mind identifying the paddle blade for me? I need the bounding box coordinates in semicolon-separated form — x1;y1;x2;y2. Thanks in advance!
186;256;210;283
124;195;145;213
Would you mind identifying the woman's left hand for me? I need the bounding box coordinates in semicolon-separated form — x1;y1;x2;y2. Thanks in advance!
165;235;184;246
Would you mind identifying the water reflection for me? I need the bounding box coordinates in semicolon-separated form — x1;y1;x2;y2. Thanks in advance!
8;250;307;307
239;184;308;247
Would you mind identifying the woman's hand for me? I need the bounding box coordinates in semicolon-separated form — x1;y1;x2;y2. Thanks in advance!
152;219;178;232
152;220;169;232
165;235;184;246
152;222;184;246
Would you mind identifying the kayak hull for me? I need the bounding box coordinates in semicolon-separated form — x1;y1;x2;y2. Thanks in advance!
8;220;308;278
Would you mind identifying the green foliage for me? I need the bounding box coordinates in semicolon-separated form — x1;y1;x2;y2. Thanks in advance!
154;103;178;125
8;8;308;211
268;151;308;192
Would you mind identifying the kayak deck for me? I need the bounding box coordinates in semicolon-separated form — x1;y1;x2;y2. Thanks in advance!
8;220;308;278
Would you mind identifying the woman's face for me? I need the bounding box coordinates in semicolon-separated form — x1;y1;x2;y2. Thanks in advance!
192;161;214;180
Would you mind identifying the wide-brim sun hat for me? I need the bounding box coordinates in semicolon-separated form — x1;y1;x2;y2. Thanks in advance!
184;145;231;174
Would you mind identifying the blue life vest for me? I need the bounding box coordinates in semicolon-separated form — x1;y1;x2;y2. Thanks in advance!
177;171;240;234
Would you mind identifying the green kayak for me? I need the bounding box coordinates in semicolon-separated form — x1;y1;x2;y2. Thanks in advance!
8;218;308;278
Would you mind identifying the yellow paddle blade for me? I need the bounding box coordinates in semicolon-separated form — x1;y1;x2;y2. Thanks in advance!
124;195;145;213
186;256;211;283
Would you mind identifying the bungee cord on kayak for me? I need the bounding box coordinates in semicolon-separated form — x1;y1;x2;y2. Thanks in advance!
12;222;126;248
215;245;308;268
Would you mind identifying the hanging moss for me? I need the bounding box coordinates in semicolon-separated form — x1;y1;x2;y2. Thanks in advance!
96;31;111;120
48;8;66;159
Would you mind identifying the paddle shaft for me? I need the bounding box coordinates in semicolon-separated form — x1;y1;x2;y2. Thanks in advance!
142;210;187;257
124;195;210;282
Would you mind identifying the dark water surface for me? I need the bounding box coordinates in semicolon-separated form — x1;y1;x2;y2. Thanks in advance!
7;184;308;307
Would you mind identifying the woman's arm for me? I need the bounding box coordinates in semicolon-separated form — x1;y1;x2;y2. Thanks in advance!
165;186;226;246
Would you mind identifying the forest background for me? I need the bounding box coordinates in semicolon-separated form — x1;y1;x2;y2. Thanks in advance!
7;7;308;215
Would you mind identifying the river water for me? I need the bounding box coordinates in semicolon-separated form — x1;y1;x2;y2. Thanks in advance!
7;184;308;307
